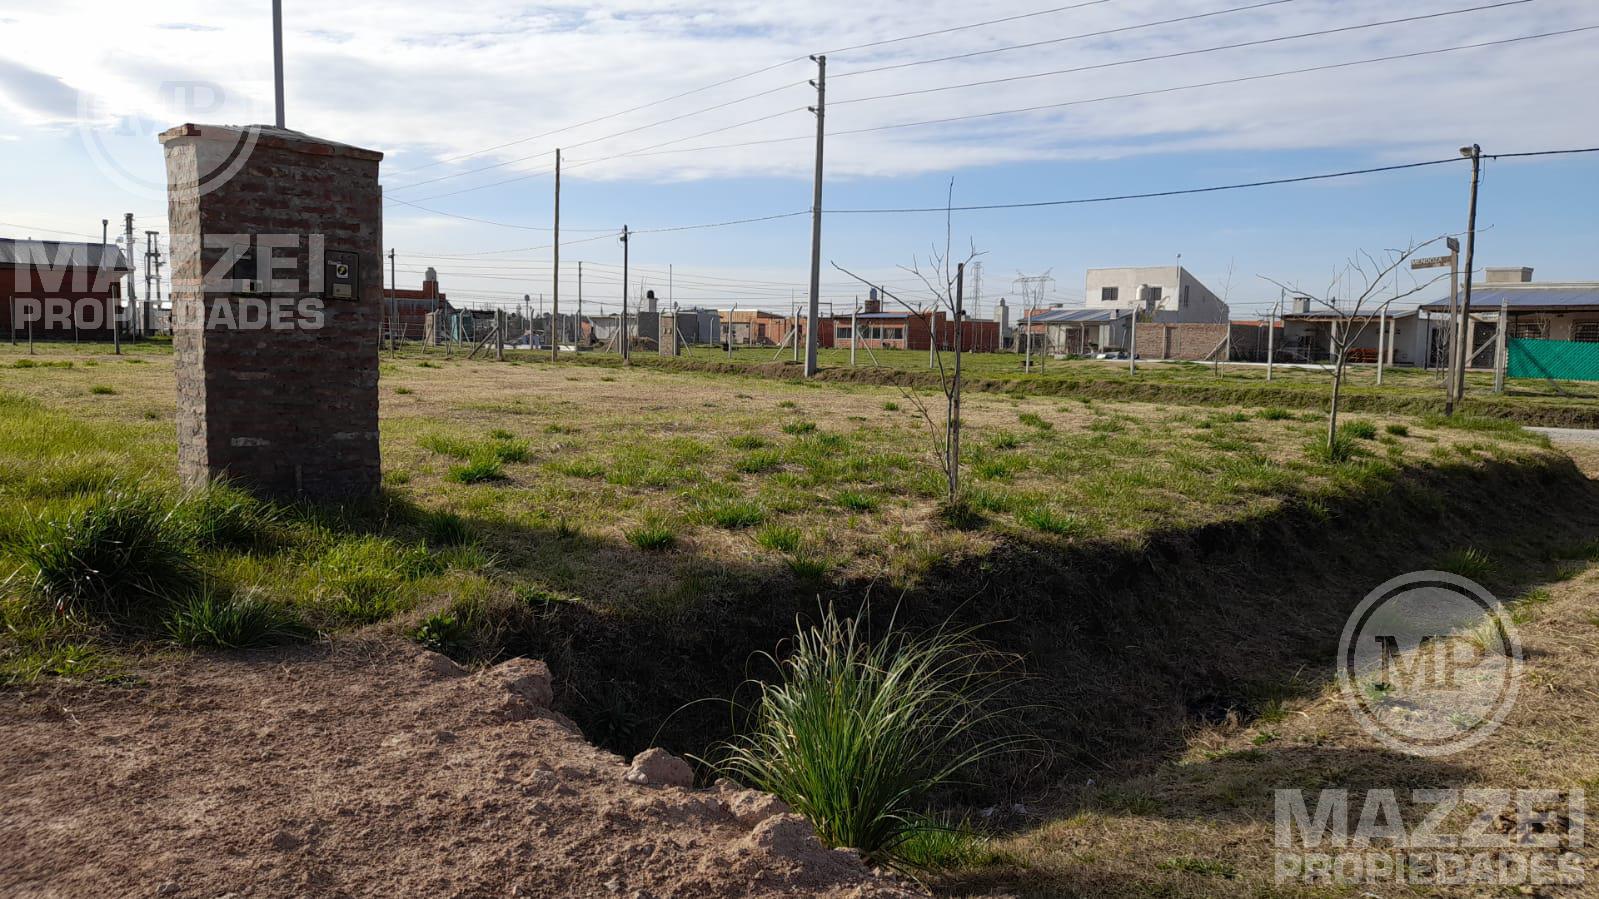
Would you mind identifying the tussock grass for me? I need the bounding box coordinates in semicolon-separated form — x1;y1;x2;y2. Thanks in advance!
1438;547;1497;581
5;486;195;619
782;420;818;435
626;517;676;551
1339;419;1379;440
835;490;878;513
447;454;506;484
755;524;802;553
715;607;1017;865
165;590;312;648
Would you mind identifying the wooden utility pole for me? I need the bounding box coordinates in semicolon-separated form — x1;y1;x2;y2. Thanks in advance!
1452;145;1482;411
552;148;560;361
620;225;630;364
803;54;825;378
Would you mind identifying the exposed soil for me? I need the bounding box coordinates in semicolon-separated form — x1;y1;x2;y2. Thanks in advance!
0;641;919;898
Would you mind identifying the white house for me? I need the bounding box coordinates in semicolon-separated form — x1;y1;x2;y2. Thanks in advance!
1083;265;1230;324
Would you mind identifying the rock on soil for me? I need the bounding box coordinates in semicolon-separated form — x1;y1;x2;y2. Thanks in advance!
0;641;920;898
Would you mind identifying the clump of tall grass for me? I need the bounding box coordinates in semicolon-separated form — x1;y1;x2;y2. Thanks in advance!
447;454;505;484
626;517;676;551
1438;547;1497;581
6;487;195;618
755;523;802;553
715;607;1018;866
1339;419;1379;441
165;590;311;648
170;483;279;550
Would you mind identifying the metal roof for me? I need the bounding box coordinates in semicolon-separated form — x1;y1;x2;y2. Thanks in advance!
1419;285;1599;313
0;237;131;272
1029;308;1128;324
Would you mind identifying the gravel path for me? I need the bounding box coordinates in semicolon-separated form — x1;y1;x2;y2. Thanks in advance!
0;641;918;898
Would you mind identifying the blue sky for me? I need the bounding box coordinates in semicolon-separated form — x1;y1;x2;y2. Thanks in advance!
1;0;1595;317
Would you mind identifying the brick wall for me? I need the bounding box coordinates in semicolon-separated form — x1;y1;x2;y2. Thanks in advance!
161;124;383;499
1134;322;1230;360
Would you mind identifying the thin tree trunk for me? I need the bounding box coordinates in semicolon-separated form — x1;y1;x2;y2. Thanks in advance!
1328;356;1345;452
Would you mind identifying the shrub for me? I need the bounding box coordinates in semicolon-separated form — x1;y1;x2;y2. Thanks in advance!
7;488;195;618
166;591;312;648
755;524;802;553
447;454;505;484
411;611;469;655
782;420;818;435
835;490;878;513
716;607;1015;865
627;518;676;551
1339;419;1379;440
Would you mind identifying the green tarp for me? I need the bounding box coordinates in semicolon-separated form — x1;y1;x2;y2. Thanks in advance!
1508;338;1599;383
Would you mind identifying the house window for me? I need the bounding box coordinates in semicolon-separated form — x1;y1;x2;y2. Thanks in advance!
1574;322;1599;343
836;326;852;340
886;327;904;340
1101;287;1119;303
1508;320;1545;339
1182;285;1190;308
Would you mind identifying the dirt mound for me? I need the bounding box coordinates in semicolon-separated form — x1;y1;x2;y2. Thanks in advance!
0;642;919;898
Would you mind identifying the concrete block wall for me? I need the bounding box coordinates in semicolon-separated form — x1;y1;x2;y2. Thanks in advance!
161;124;384;499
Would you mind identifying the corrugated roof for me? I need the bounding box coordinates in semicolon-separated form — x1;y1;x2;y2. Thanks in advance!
0;237;131;272
1029;308;1128;323
1419;285;1599;312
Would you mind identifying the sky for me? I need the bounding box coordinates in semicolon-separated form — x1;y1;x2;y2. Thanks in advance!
0;0;1596;318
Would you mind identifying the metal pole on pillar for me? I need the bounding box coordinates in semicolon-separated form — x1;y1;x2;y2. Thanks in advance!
620;225;630;364
552;148;560;362
803;54;825;378
272;0;286;128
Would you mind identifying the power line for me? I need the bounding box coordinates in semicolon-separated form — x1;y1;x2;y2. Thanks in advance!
540;22;1595;174
820;0;1121;56
832;0;1534;106
391;57;811;175
831;0;1300;80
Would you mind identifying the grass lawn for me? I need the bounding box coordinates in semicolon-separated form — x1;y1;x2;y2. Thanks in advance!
663;344;1599;426
4;341;1599;896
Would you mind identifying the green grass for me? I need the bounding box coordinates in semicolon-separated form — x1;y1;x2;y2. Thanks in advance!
4;486;196;620
165;591;313;648
698;499;765;530
89;385;116;395
782;420;818;435
1339;419;1379;440
728;434;768;450
626;518;677;551
411;611;469;656
446;454;506;484
755;524;803;553
1018;505;1088;537
835;490;879;512
1385;423;1410;436
1438;547;1497;581
715;607;1016;866
1018;412;1053;431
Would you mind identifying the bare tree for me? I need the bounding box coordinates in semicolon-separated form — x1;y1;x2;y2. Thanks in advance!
1261;239;1449;457
833;183;982;506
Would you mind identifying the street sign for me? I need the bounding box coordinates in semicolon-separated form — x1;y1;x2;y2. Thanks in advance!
1410;254;1453;270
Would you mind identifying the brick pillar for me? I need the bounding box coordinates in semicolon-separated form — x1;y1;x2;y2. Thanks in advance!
160;124;384;499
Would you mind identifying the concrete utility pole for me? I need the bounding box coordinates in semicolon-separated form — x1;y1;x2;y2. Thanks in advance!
1440;236;1462;411
105;219;120;354
122;214;137;308
1376;304;1387;386
552;148;560;361
850;300;858;367
576;261;583;347
620;225;630;364
1266;293;1279;381
272;0;286;128
1452;144;1482;411
144;232;155;312
1128;310;1137;374
803;54;825;378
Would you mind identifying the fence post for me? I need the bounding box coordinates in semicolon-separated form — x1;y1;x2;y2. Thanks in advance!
1493;298;1509;393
